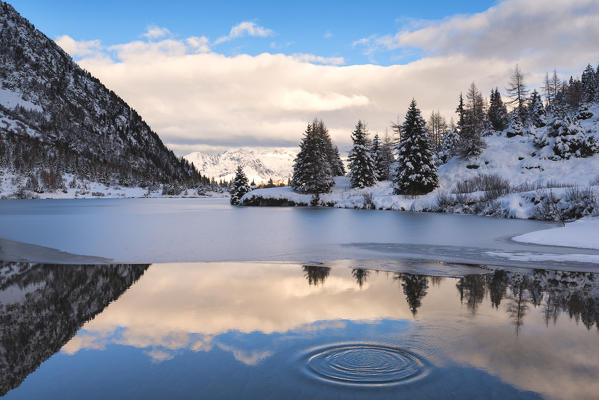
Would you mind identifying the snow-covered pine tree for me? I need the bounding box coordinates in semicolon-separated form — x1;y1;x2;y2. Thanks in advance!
330;145;346;176
348;120;377;188
507;111;524;137
455;93;466;132
315;120;345;176
230;166;250;205
371;134;389;181
291;119;335;194
393;100;438;195
379;133;396;180
439;128;460;163
529;90;546;127
582;64;597;103
487;88;509;131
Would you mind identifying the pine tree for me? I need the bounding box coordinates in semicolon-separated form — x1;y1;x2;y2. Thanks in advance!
439;128;460;163
317;120;345;176
348;120;377;188
455;93;466;132
487;88;509;131
529;90;546;128
330;145;346;176
581;64;597;103
291;119;335;194
393;100;438;195
229;165;250;205
371;134;390;181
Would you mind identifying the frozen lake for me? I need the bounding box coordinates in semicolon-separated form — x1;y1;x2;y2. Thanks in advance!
0;198;596;268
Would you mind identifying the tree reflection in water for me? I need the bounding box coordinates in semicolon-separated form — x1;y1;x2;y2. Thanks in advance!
302;265;331;286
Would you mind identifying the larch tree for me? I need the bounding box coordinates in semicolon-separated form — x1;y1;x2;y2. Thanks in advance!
229;165;250;205
507;65;529;123
459;82;486;157
348;120;377;188
427;110;447;152
393;100;438;195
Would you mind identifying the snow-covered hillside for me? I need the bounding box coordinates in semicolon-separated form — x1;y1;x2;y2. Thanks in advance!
185;147;298;184
241;103;599;222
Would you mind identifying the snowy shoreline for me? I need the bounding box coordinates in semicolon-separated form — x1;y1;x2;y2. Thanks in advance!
241;176;598;221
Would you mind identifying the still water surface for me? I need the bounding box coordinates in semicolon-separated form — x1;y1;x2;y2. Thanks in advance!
0;198;590;267
1;261;598;399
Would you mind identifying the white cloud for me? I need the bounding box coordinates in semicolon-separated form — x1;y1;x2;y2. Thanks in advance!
60;0;599;153
214;21;273;45
55;35;102;58
186;36;211;53
142;26;171;40
291;53;345;65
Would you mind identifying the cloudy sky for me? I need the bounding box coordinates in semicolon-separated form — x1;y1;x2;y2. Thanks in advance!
11;0;599;154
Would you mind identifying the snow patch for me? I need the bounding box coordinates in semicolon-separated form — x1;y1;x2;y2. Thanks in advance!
513;217;599;250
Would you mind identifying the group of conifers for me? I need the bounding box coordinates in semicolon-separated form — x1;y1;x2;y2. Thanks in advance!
230;99;438;205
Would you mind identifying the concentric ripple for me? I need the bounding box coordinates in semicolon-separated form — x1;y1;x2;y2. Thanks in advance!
303;344;429;386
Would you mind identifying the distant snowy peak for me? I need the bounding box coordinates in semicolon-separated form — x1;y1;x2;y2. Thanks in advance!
184;148;299;184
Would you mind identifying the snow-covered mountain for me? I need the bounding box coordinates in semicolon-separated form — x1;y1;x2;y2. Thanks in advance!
0;1;201;197
185;147;299;184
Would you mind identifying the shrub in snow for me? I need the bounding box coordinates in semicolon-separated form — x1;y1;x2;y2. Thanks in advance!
348;121;377;188
534;187;598;221
534;115;597;159
393;100;438;195
506;112;525;138
577;105;594;120
454;174;511;201
229;166;250;205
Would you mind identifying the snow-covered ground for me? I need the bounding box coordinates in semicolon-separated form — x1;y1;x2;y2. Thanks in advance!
0;170;227;199
513;217;599;250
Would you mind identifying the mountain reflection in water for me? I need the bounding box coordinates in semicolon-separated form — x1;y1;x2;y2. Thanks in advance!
1;261;598;399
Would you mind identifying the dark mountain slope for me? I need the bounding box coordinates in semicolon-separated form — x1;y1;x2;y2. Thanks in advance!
0;1;202;193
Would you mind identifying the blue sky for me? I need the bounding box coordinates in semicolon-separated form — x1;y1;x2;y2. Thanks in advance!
11;0;496;65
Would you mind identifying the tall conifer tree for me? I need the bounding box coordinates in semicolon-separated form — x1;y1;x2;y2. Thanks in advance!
229;166;250;205
348;121;377;188
393;100;438;195
291;119;335;194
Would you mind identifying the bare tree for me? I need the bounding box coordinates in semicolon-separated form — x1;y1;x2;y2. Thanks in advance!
506;65;529;121
427;110;447;152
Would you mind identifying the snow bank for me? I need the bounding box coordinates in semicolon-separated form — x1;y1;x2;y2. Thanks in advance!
513;217;599;250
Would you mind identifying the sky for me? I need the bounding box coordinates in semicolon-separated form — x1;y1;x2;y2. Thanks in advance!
10;0;599;154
